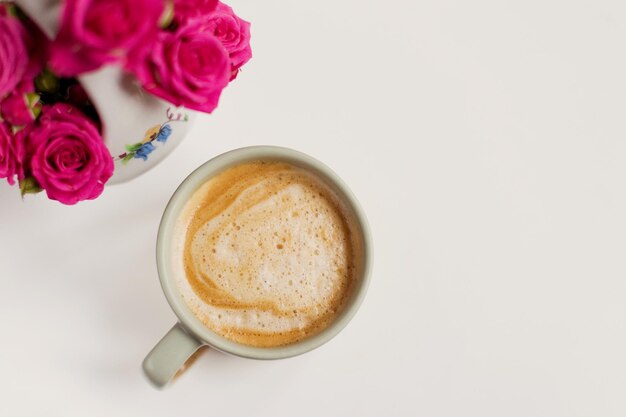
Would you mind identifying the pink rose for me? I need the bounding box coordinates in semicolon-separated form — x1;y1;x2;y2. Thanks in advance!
204;2;252;79
0;121;20;185
0;14;28;99
127;19;230;113
173;0;218;23
23;104;113;205
49;0;164;76
0;79;40;127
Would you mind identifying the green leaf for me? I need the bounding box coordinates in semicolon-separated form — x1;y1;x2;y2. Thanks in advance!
19;177;43;197
25;92;40;107
159;0;174;28
31;104;42;119
5;4;18;17
25;92;42;120
35;69;60;94
122;153;135;164
125;143;143;152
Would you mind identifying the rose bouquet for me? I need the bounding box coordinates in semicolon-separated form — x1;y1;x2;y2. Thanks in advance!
0;0;251;205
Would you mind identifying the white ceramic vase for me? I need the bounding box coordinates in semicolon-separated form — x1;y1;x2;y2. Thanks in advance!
14;0;197;184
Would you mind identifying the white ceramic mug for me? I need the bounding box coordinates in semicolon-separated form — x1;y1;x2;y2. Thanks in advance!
14;0;197;184
144;146;373;388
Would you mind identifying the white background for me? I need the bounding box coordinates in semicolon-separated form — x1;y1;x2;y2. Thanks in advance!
1;0;626;415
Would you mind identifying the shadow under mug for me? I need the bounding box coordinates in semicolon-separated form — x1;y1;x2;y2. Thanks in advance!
143;146;373;388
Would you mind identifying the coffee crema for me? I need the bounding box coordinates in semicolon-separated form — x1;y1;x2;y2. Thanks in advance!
172;161;360;347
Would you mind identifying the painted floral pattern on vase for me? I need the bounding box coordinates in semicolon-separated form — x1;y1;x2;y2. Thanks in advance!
115;108;189;164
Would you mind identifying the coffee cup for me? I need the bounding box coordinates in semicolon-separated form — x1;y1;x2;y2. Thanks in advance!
143;146;372;388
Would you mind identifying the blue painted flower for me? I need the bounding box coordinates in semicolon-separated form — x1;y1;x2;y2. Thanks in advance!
155;124;172;143
134;142;156;161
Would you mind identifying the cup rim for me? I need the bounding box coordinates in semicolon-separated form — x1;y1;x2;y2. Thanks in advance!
156;146;372;359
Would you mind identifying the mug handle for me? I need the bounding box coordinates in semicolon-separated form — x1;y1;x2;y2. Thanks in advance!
143;323;203;388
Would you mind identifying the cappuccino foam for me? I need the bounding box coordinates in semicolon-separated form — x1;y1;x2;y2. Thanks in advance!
172;161;360;347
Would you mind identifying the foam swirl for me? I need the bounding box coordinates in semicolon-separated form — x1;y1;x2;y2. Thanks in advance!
172;161;359;347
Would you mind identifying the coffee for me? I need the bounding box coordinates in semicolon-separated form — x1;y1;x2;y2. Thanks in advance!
171;161;362;348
